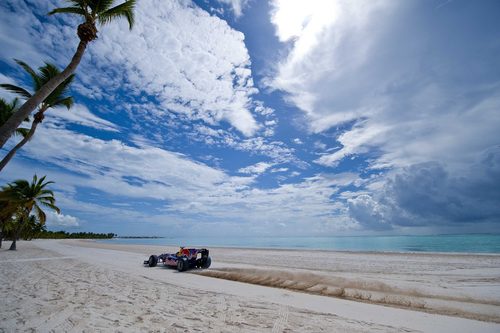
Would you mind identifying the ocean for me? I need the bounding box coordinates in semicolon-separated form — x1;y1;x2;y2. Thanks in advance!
99;234;500;254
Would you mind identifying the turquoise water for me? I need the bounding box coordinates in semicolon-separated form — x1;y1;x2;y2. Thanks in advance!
99;234;500;253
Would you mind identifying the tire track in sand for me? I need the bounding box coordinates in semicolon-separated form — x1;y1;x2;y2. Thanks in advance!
272;304;289;333
216;294;227;324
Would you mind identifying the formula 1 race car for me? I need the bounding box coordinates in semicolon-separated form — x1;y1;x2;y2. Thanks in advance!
143;247;211;272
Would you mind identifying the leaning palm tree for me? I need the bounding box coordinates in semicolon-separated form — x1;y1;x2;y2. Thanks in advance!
0;60;75;172
0;175;60;250
0;0;136;148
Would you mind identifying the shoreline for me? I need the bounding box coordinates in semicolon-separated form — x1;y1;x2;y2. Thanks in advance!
94;238;500;257
1;239;499;332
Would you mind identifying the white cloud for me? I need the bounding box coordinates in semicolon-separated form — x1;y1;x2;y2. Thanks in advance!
270;0;395;132
227;136;301;165
216;0;249;17
45;211;79;227
84;0;259;136
47;104;120;132
0;0;261;137
255;103;274;117
0;1;51;67
293;138;303;145
347;153;500;231
0;126;360;235
267;1;500;231
270;0;500;173
313;140;327;151
271;0;339;45
238;162;274;174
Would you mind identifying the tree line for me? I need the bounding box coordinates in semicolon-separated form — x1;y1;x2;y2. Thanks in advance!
1;221;115;241
36;230;116;239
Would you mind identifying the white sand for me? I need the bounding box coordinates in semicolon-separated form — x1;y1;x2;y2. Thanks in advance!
1;240;499;332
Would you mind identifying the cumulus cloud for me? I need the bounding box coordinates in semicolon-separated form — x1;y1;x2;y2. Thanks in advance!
45;211;79;227
85;0;260;136
269;0;500;229
347;148;500;230
0;0;261;137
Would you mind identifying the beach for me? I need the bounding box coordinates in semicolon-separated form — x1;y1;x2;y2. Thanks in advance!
1;240;499;332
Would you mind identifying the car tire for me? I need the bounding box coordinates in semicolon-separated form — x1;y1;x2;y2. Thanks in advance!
148;255;158;267
201;256;211;269
177;258;187;272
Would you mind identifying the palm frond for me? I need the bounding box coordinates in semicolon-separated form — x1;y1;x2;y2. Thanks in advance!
36;196;57;201
39;202;60;215
98;0;135;29
96;0;116;13
0;98;20;126
36;175;46;187
14;128;30;138
38;193;56;203
48;6;87;16
60;0;87;7
68;0;87;6
1;175;59;229
39;187;55;195
12;179;30;189
87;0;99;13
39;63;60;85
34;205;47;224
39;189;56;196
45;74;75;107
0;97;18;110
52;96;74;109
0;84;32;99
14;59;41;91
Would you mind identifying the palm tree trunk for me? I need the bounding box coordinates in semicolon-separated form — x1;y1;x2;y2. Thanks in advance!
9;212;29;251
8;238;16;250
0;40;88;149
9;226;20;250
0;110;43;173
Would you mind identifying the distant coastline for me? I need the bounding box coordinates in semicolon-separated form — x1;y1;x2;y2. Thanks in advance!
116;236;165;239
99;234;500;254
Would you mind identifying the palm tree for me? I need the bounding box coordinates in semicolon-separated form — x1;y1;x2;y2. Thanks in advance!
0;175;60;250
0;98;29;138
21;215;47;241
0;0;136;148
0;60;75;172
0;201;17;249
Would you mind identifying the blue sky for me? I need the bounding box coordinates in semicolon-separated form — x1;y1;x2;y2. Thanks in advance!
0;0;499;236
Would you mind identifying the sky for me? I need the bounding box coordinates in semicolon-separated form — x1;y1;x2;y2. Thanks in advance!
0;0;499;237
